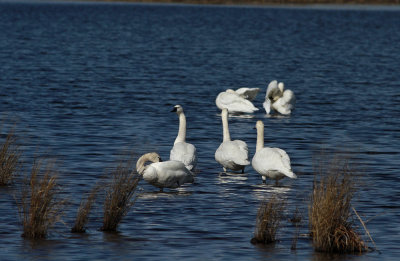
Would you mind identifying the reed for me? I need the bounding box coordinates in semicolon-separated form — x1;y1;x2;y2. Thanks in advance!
0;128;21;186
100;156;141;232
309;154;367;253
251;196;285;244
17;159;66;239
71;185;100;233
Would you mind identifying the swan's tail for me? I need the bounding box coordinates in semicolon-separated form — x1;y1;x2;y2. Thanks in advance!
281;168;297;179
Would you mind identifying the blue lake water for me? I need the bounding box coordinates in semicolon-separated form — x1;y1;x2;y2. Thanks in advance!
0;1;399;260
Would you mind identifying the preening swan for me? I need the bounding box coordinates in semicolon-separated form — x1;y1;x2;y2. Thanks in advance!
136;152;194;191
170;105;197;171
263;81;295;115
216;89;259;114
215;108;250;173
251;120;296;185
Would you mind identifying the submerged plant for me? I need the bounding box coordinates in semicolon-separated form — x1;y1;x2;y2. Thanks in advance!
71;185;100;233
101;155;141;232
17;159;66;239
309;154;368;253
0;128;21;186
251;195;285;244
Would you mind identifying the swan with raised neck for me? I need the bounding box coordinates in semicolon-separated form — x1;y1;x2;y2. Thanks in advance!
172;105;186;144
215;108;250;172
170;105;197;170
221;108;231;142
252;120;296;185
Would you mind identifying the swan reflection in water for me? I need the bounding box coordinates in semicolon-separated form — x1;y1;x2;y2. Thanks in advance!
217;172;248;185
216;112;256;119
251;184;292;201
138;186;193;200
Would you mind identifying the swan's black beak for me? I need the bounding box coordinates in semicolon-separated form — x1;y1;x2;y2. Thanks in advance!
159;157;163;162
171;107;177;112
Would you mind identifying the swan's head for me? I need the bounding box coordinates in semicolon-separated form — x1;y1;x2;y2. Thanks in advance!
172;105;184;114
278;82;285;93
136;152;162;175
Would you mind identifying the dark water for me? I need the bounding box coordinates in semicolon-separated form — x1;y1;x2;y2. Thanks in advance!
1;1;399;260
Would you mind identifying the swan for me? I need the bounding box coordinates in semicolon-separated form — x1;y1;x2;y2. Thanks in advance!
251;120;296;185
136;152;194;191
215;108;250;173
263;81;295;115
170;105;197;171
216;89;259;114
234;87;260;101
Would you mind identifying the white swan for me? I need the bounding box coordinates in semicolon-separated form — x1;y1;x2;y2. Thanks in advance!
263;81;295;115
170;105;197;171
215;108;250;172
251;120;296;185
216;89;259;114
136;152;194;191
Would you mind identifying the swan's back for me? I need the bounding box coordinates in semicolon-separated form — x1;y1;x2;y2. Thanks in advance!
170;141;197;170
215;140;250;171
216;91;258;113
143;161;194;189
252;147;296;179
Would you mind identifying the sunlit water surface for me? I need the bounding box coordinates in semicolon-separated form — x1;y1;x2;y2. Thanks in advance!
0;1;399;260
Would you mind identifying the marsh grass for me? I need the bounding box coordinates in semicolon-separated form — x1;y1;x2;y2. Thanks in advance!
251;196;285;244
17;159;66;239
71;185;100;233
101;155;141;232
0;128;21;186
309;154;368;253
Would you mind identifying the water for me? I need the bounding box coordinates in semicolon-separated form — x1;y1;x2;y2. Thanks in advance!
1;1;399;260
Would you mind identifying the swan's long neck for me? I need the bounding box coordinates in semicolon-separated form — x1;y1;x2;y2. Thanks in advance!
174;112;186;144
136;155;149;175
256;124;264;152
136;153;158;175
222;110;231;142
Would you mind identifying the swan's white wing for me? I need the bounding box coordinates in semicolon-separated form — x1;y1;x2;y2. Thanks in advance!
216;91;259;113
252;147;296;179
170;142;197;170
263;99;272;114
272;90;296;115
215;140;250;171
270;148;296;178
266;80;281;101
235;87;260;101
150;161;194;188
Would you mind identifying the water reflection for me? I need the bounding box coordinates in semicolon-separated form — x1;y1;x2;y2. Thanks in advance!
138;189;193;200
215;113;256;119
252;184;292;200
217;172;248;185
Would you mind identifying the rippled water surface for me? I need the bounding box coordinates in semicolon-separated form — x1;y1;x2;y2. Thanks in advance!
1;1;399;260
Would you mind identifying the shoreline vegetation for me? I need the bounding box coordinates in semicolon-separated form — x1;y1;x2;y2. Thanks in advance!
80;0;400;5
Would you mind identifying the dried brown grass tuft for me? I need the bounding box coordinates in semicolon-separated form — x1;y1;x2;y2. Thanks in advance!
17;159;66;239
0;128;21;186
100;155;141;232
71;185;100;233
309;154;368;253
251;196;285;244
